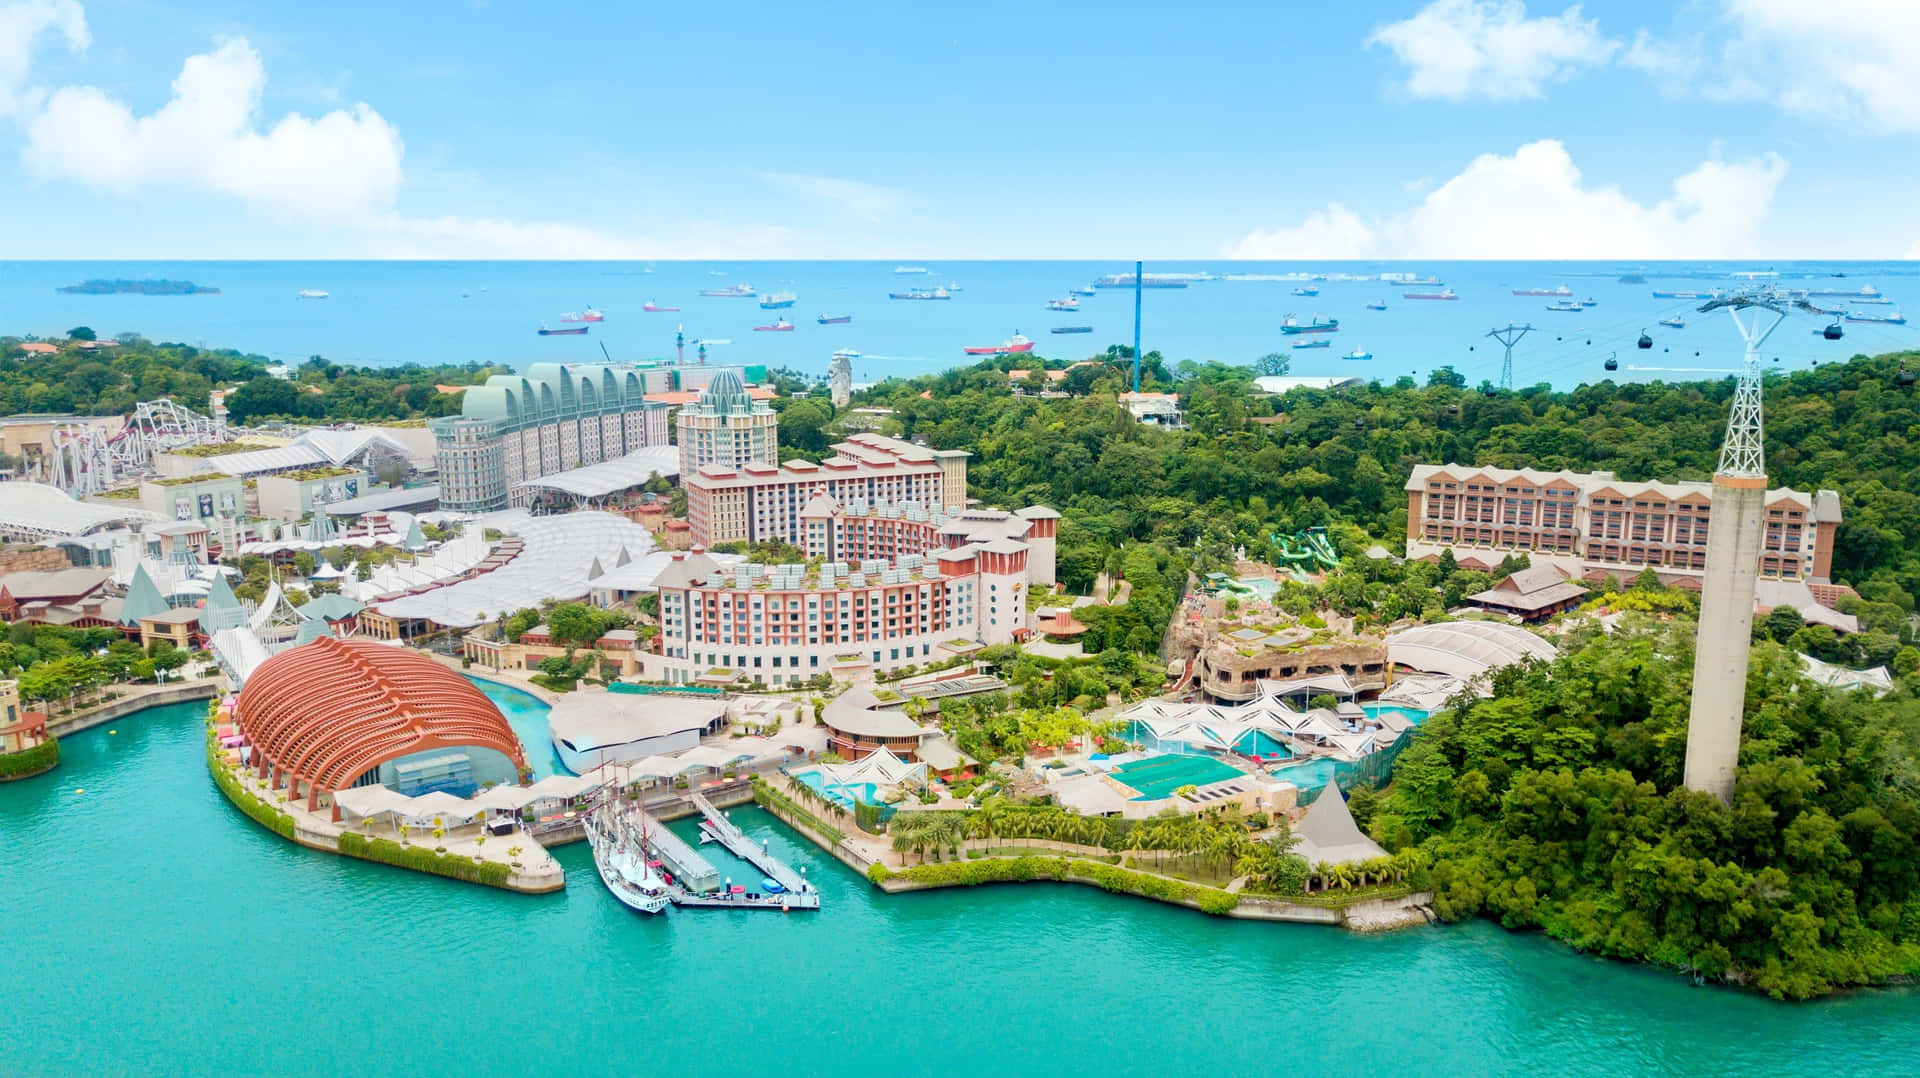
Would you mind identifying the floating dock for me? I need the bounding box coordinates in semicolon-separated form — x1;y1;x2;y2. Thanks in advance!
688;792;822;910
634;807;722;894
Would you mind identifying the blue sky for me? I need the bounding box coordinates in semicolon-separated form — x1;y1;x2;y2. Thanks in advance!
1;0;1915;258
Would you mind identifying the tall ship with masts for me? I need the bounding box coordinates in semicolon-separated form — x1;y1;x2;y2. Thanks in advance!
584;795;671;915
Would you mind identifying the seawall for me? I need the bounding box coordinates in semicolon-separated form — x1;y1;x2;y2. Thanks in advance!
48;681;220;738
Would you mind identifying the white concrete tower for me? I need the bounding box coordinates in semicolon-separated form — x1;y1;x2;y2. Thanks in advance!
829;350;854;409
1684;293;1787;803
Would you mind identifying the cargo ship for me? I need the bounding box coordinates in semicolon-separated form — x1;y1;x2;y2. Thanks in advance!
752;319;795;332
297;289;328;299
817;314;852;325
963;333;1034;355
890;287;951;300
538;324;589;336
1046;297;1080;311
1809;284;1882;298
1280;314;1339;334
1050;326;1092;334
759;291;797;309
1072;286;1098;296
700;283;756;297
1365;300;1388;310
642;301;679;312
1651;289;1708;299
1344;348;1373;361
1291;339;1331;349
1512;286;1573;297
1404;289;1458;300
1545;300;1584;312
1292;286;1319;297
1094;274;1189;289
1658;315;1685;329
560;308;605;322
1846;310;1906;325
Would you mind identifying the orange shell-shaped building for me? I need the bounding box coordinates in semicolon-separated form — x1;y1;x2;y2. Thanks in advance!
236;636;526;817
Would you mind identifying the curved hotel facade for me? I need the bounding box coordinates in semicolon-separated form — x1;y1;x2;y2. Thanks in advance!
430;363;675;513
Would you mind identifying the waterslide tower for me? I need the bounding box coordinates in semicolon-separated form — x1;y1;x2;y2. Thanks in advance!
1683;287;1794;803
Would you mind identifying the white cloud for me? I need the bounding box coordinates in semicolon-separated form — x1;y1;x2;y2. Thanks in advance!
0;0;87;118
24;37;403;215
1619;28;1699;81
758;171;912;223
1704;0;1920;132
1227;139;1789;259
1368;0;1618;101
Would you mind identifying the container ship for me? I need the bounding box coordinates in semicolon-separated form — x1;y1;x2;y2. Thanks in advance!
759;291;797;309
1094;274;1189;289
817;314;852;325
1512;286;1573;297
1403;289;1458;300
538;324;589;336
889;287;952;300
1846;310;1906;325
964;333;1034;355
700;284;756;298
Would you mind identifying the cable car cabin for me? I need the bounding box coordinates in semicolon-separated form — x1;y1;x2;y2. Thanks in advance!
1895;370;1917;387
1604;355;1619;372
1824;322;1844;340
1637;330;1653;349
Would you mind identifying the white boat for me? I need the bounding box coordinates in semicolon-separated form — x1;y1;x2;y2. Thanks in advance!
1073;286;1097;296
893;265;929;274
1046;296;1080;311
1343;348;1373;361
585;806;670;914
297;289;328;299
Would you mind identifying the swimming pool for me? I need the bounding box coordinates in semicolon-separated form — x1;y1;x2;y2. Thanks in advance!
1107;753;1247;800
1269;756;1341;792
793;769;880;811
1363;704;1430;725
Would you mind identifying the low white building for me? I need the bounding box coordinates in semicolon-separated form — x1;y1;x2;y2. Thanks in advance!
546;692;728;773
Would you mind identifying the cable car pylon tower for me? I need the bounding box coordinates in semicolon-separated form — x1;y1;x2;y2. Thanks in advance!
1683;284;1809;803
1486;323;1534;391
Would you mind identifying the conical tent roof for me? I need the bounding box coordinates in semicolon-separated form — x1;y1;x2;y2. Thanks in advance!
292;618;331;645
199;571;247;633
1292;784;1389;867
614;545;631;567
587;557;605;580
404;520;427;550
120;564;170;626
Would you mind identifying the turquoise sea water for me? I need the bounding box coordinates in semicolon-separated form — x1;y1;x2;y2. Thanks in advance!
5;260;1916;389
4;702;1919;1077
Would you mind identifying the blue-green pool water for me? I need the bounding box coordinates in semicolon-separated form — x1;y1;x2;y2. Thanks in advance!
793;767;878;810
466;675;563;778
1271;755;1343;791
1363;703;1430;725
4;702;1917;1076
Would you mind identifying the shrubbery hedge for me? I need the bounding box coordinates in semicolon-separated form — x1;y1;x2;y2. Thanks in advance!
338;832;512;887
870;855;1240;915
0;737;59;779
205;734;295;839
752;777;846;846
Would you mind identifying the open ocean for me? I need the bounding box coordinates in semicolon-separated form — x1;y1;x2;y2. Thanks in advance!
3;260;1916;389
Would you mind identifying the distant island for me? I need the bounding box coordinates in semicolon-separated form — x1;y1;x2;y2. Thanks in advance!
57;279;221;295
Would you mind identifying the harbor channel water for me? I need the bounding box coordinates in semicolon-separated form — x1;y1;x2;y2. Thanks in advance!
4;701;1918;1076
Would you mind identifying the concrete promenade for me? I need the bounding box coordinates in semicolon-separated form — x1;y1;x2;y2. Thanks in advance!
48;680;221;737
